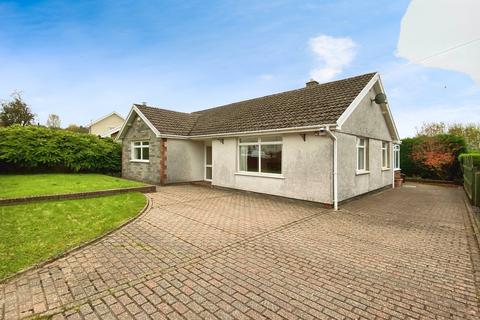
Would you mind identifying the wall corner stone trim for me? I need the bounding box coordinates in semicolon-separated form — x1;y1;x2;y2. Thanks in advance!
160;138;167;185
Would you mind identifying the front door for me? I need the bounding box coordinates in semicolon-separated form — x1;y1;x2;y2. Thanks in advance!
205;145;212;181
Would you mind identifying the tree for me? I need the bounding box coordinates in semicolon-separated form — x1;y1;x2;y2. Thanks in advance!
65;124;89;134
46;114;61;128
415;122;447;136
448;123;480;151
0;92;35;126
416;121;480;151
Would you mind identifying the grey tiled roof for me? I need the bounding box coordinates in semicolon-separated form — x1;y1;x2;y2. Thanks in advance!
135;105;199;136
136;72;376;136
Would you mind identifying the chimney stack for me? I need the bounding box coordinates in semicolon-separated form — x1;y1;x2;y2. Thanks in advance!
306;79;319;87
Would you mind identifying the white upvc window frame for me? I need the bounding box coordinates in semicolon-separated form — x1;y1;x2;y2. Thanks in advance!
237;136;283;177
131;141;150;162
393;144;401;170
381;141;390;170
356;137;369;174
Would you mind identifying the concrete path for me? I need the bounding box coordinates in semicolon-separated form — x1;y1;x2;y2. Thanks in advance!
0;183;478;319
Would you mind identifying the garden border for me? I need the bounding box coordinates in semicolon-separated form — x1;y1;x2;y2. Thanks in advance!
0;194;152;284
0;185;156;205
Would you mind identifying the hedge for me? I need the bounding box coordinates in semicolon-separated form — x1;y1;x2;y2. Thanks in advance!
0;125;121;173
401;134;467;181
459;153;480;168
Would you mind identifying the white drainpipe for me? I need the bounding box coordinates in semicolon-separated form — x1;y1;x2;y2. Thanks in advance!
391;143;395;189
325;127;338;211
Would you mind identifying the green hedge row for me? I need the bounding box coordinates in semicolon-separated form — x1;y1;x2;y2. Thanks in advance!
0;125;121;173
459;153;480;168
401;134;467;181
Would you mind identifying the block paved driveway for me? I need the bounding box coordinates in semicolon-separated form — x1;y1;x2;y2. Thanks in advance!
1;183;479;319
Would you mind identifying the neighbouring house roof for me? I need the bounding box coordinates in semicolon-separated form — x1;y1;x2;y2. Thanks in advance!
88;111;124;128
118;72;399;140
100;126;122;138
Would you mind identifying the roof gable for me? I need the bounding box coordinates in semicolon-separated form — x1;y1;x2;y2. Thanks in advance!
89;111;124;128
337;73;400;142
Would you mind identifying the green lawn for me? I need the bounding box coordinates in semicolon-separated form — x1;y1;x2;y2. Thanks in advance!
0;174;145;199
0;192;146;279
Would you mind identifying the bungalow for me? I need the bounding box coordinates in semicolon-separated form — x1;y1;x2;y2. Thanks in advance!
117;72;401;209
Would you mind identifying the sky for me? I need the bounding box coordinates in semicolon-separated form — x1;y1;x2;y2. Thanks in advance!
0;0;479;138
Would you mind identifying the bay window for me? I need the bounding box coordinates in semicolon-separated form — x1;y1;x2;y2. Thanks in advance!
239;136;282;174
132;141;150;162
356;137;369;172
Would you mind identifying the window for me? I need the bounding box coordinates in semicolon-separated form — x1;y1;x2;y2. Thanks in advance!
132;141;150;162
239;136;282;174
205;146;212;180
381;141;390;169
393;144;400;170
356;137;369;172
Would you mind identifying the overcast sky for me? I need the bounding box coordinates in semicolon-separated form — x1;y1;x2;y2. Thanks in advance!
0;0;479;137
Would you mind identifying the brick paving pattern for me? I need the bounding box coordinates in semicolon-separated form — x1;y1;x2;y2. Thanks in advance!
0;183;478;319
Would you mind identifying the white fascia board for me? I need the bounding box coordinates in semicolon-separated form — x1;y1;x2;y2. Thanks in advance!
115;108;135;140
187;124;339;140
336;73;380;129
116;105;161;141
376;75;401;142
117;109;339;141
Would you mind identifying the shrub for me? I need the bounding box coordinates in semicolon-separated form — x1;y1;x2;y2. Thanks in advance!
400;137;422;177
401;134;467;181
0;125;121;173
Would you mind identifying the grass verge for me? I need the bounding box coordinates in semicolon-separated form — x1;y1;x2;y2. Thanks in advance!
0;174;145;199
0;192;146;280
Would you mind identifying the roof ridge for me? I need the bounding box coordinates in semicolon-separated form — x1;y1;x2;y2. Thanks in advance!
89;111;124;127
134;104;193;116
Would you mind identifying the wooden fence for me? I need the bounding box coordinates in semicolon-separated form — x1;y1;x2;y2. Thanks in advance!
463;156;480;206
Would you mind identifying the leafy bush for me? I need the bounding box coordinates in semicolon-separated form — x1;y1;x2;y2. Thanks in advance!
0;125;121;173
401;134;466;181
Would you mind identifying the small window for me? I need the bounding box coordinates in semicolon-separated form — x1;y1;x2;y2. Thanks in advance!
239;137;282;174
381;141;390;169
356;137;369;172
132;141;150;162
393;144;400;170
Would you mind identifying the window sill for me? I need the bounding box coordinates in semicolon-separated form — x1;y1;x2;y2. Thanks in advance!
382;167;391;171
394;168;401;171
235;172;285;179
130;160;150;163
356;170;370;176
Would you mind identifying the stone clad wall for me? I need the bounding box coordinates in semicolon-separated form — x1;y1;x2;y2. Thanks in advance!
122;115;161;185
